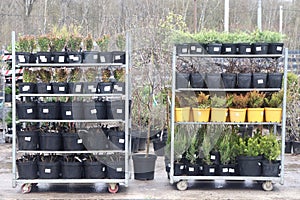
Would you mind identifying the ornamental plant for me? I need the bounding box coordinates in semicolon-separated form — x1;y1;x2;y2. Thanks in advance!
197;92;210;108
96;34;110;51
18;35;36;52
37;34;51;52
264;90;283;108
260;133;281;162
67;34;83;52
227;93;249;108
84;33;94;51
247;90;266;108
210;94;227;108
233;133;262;157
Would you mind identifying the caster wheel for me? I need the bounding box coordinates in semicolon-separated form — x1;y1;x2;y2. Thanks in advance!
108;183;119;193
21;183;32;194
262;181;273;191
176;180;188;191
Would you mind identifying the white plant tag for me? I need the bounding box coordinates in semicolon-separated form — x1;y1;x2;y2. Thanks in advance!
45;168;51;173
40;56;47;63
209;168;215;173
257;79;264;84
43;108;49;113
19;55;26;63
27;109;33;114
117;109;123;114
214;47;220;52
77;139;83;144
182;48;188;53
25;137;31;142
93;54;98;59
229;168;235;173
116;167;122;172
75;85;82;92
180;165;184;170
23;85;30;91
66;111;72;116
91;109;97;114
210;155;216;160
115;55;121;60
256;46;262;51
59;86;65;92
246;48;251;53
59;56;64;63
226;47;231;52
196;48;202;53
119;138;125;143
189;167;194;172
104;86;111;91
277;46;283;51
191;46;196;51
100;56;105;62
222;168;228;173
47;85;52;91
102;167;106;172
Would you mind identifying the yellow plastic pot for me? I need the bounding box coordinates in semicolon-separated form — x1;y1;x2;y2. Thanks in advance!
191;108;210;122
210;108;228;122
264;107;282;122
175;107;191;122
229;108;247;122
247;108;264;122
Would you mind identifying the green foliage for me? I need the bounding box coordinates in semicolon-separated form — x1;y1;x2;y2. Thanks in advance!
210;94;227;108
174;125;189;162
233;133;262;157
116;33;126;51
264;90;283;108
85;68;97;82
197;92;210;108
54;68;68;82
186;133;199;164
69;67;82;82
37;69;51;83
84;33;94;51
96;34;110;51
37;34;51;52
114;68;125;82
23;68;37;83
247;90;265;108
4;86;12;94
260;134;281;161
251;29;285;43
219;127;239;164
17;35;36;52
227;93;248;108
68;34;83;52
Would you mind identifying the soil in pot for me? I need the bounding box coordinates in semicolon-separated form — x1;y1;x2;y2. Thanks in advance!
132;154;157;180
16;101;37;119
261;160;281;177
190;73;205;88
61;161;83;179
62;132;85;151
252;73;267;88
17;159;38;179
84;160;106;179
238;156;262;176
39;131;62;151
17;130;39;150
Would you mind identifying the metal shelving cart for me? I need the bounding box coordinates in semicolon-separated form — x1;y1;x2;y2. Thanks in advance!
11;31;132;193
169;47;288;191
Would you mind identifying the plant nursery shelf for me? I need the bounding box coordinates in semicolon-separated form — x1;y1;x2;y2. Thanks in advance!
17;119;124;123
177;54;282;58
18;63;125;67
176;88;281;92
18;150;126;154
16;179;126;184
171;176;281;183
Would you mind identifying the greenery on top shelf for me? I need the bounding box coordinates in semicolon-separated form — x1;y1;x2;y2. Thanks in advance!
37;34;51;52
84;33;94;51
96;34;110;52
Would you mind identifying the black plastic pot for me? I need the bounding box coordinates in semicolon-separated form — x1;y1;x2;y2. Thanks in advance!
267;73;283;88
36;82;52;94
62;132;85;151
16;101;37;119
68;82;84;94
221;43;237;54
82;51;99;63
17;130;39;150
99;52;113;63
19;82;36;94
202;164;217;176
83;161;106;179
112;51;126;64
98;82;113;94
61;161;83;179
237;43;252;54
36;52;53;63
108;130;125;150
189;43;206;54
238;155;262;176
217;164;237;176
174;162;186;176
131;135;140;153
16;52;31;63
17;159;38;179
68;52;82;63
112;82;125;94
83;82;98;94
292;141;300;154
60;101;83;120
51;82;68;94
39;131;62;151
252;43;269;54
190;73;205;88
222;73;237;88
152;139;166;156
237;73;252;88
206;73;223;88
5;93;12;102
285;141;292;154
210;151;221;165
176;44;189;54
261;160;281;177
53;52;68;63
132;154;157;180
38;161;61;179
252;73;267;88
78;128;109;150
268;43;284;54
206;43;222;54
138;131;147;151
83;101;107;120
107;100;125;120
176;72;190;89
185;163;202;176
106;160;125;179
37;102;60;119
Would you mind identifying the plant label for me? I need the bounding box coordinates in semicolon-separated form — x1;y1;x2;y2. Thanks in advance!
59;56;64;63
100;56;106;63
40;56;47;63
104;86;111;92
246;48;251;53
209;168;215;173
27;108;33;114
117;109;123;114
256;46;262;51
23;85;30;92
257;79;264;84
77;139;83;144
189;167;194;172
75;85;82;92
277;46;283;51
59;86;65;92
43;109;49;113
18;55;26;63
45;168;51;173
25;137;31;142
93;55;98;60
66;111;72;116
222;168;228;173
91;109;97;114
116;167;123;172
119;138;125;143
47;85;52;91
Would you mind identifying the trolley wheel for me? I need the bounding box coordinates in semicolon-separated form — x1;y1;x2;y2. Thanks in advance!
21;183;32;194
108;183;119;193
262;181;273;191
176;180;188;191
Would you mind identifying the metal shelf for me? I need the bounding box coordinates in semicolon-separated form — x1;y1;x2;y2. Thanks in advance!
18;63;125;67
175;122;281;126
171;175;281;182
17;150;125;154
177;54;282;58
18;119;124;124
176;88;281;92
17;93;124;98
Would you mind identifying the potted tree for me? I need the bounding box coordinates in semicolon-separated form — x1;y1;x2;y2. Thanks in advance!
264;90;283;122
17;35;36;63
37;68;52;94
185;132;201;176
227;93;249;122
67;33;83;63
96;34;112;63
83;33;99;63
192;92;210;122
246;90;266;122
260;133;281;177
36;34;52;63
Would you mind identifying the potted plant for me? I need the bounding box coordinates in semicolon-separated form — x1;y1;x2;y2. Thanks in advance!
219;32;238;54
16;154;38;179
234;133;263;176
17;35;36;63
264;90;283;122
52;68;68;94
83;154;106;179
227;93;249;122
96;34;112;63
235;31;252;54
36;34;52;63
68;67;83;94
112;67;126;94
264;31;285;54
4;85;12;102
191;92;210;122
210;94;228;122
67;34;83;63
250;29;269;54
19;68;37;94
260;133;281;177
61;154;83;179
38;154;61;179
36;68;52;94
83;33;99;63
185;132;201;176
39;124;62;151
202;30;222;54
174;93;193;122
246;90;266;122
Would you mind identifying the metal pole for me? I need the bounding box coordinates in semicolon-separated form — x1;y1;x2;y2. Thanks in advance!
279;6;283;34
224;0;229;32
194;0;197;33
257;0;262;31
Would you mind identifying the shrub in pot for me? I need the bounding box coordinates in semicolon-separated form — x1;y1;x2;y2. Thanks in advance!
227;93;249;122
61;155;83;179
264;90;283;122
17;155;38;179
210;94;228;122
246;90;265;122
191;92;210;122
38;155;61;179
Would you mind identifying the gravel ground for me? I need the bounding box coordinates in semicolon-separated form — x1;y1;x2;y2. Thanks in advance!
0;142;300;200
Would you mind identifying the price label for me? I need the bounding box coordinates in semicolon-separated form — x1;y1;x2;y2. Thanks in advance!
27;108;33;114
91;109;97;114
45;168;51;173
77;139;83;144
117;109;123;114
25;137;31;142
66;111;72;116
119;138;125;143
116;167;123;172
59;86;65;92
43;108;49;113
